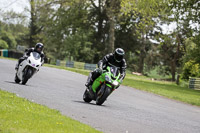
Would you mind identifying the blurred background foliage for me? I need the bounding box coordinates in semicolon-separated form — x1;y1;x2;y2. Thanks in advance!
0;0;200;81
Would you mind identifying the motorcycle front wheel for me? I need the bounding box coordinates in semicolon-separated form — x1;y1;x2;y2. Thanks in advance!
22;68;33;85
96;86;112;105
14;74;21;83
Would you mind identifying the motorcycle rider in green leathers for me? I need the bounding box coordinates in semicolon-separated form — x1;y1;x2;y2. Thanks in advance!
85;48;127;88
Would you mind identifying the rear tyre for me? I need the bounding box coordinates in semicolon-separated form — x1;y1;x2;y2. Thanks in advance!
22;79;28;85
22;68;33;85
83;90;92;103
14;74;20;83
96;86;112;105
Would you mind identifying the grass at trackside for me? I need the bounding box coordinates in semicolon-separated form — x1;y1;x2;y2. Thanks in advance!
45;64;200;106
0;89;101;133
44;64;91;76
123;78;200;106
0;56;17;60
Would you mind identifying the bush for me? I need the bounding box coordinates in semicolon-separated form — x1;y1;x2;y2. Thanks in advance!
181;60;200;79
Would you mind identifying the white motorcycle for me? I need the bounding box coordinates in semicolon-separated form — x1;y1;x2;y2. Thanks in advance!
15;52;42;85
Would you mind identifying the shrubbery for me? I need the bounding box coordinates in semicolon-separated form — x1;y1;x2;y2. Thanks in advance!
181;60;200;79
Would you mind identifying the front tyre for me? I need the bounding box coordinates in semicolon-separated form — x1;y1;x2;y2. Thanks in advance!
22;68;33;85
83;90;92;103
14;74;20;83
96;86;112;105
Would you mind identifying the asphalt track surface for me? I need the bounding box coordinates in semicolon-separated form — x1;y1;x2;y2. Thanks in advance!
0;59;200;133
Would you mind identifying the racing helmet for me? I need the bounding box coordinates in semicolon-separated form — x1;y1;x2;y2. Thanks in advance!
114;48;125;62
35;43;44;53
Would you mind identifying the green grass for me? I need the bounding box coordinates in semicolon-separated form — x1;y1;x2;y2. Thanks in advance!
44;64;91;76
0;56;17;60
123;78;200;106
0;89;101;133
45;64;200;106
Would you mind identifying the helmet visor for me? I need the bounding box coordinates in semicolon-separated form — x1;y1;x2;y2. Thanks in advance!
36;47;42;52
115;54;123;62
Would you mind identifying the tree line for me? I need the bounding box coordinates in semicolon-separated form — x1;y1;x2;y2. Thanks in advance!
0;0;199;81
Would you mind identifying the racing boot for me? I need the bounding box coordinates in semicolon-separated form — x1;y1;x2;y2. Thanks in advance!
85;73;93;87
15;58;24;70
85;73;96;98
15;63;19;70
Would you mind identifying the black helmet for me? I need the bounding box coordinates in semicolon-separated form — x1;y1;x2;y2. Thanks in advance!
35;43;43;53
114;48;125;62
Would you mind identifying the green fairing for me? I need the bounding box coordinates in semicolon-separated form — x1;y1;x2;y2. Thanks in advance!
92;73;105;92
92;66;121;92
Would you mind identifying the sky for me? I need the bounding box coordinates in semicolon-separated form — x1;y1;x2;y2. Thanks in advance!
0;0;29;13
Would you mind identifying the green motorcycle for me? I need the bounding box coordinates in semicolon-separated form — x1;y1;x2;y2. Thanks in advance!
83;66;122;105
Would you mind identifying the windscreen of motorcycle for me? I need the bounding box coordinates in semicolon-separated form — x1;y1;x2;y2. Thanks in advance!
32;52;41;60
110;67;120;77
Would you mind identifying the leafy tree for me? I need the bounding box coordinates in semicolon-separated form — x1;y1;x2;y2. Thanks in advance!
115;13;142;71
0;40;8;49
88;0;109;60
105;0;121;52
40;0;95;61
181;38;200;79
120;0;168;73
0;10;27;25
64;29;94;62
0;31;17;49
157;33;184;81
0;11;29;49
168;0;200;79
29;0;50;47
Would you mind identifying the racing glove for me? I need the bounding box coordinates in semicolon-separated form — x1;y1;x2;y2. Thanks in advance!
97;68;103;74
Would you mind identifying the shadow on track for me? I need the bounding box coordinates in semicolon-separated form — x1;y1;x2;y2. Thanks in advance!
4;81;32;87
73;100;106;107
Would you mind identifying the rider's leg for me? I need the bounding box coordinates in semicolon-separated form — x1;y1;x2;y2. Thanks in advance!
15;57;25;70
85;72;93;87
85;69;101;87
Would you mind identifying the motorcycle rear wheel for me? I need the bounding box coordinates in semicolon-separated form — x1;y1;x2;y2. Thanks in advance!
83;90;92;103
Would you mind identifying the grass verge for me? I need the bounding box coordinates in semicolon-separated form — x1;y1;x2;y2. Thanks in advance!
44;64;90;76
123;78;200;106
44;64;200;107
0;89;101;133
0;56;17;60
